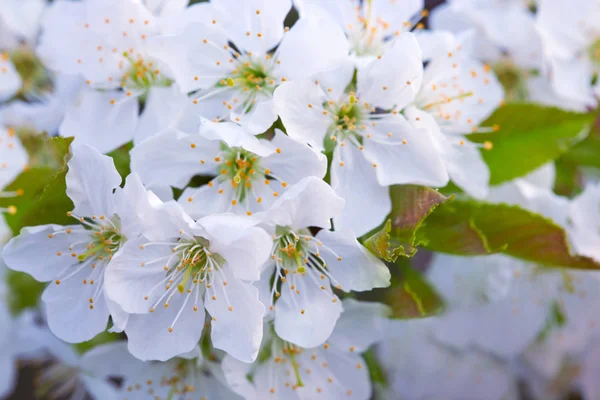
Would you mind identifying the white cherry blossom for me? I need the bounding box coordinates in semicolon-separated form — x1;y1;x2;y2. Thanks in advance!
255;177;390;348
295;0;425;62
3;144;158;343
116;345;245;400
274;33;448;235
36;0;177;152
224;299;389;400
536;0;600;108
105;202;272;363
405;33;504;198
131;121;327;219
146;0;350;134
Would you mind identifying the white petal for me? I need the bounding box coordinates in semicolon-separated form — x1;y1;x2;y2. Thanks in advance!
146;21;231;93
299;349;371;400
550;57;596;107
196;214;264;246
66;143;121;216
443;137;490;199
252;358;301;399
81;375;120;400
221;355;258;399
294;0;357;29
414;30;456;62
331;144;391;237
274;274;342;348
133;85;197;144
212;0;292;54
125;291;206;362
42;276;111;343
276;15;350;80
316;229;390;291
199;119;274;156
273;80;331;151
105;236;173;314
114;173;158;239
131;129;220;188
371;0;423;32
357;32;423;109
261;130;327;184
205;268;264;363
105;295;128;333
0;127;28;188
261;176;344;231
418;53;504;133
179;184;235;218
232;99;278;135
312;58;355;100
60;89;139;154
211;227;272;282
0;57;21;102
362;114;448;187
329;299;390;353
3;224;86;282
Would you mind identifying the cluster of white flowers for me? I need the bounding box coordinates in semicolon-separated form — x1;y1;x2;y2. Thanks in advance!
2;0;600;399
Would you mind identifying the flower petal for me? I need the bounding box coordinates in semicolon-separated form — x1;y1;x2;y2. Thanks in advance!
357;32;423;109
3;224;87;282
212;0;292;54
66;143;122;216
205;268;264;362
274;274;342;348
60;89;139;153
316;229;390;291
131;129;220;188
261;130;327;184
329;299;390;353
125;291;206;362
273;80;331;151
331;144;391;237
261;176;344;231
276;15;350;80
42;275;111;343
105;236;174;314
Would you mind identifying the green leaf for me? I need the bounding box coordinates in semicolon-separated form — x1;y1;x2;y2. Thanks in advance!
0;137;73;235
363;220;405;261
363;185;452;261
469;104;596;185
107;142;132;179
73;330;122;354
418;199;600;269
384;261;445;319
388;185;453;254
560;127;600;169
5;270;45;313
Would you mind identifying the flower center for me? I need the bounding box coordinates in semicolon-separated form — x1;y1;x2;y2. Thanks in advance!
216;147;264;203
273;227;312;273
267;227;343;310
224;59;275;93
75;215;125;262
324;94;366;150
122;51;171;90
172;236;225;294
190;144;288;214
140;234;229;325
